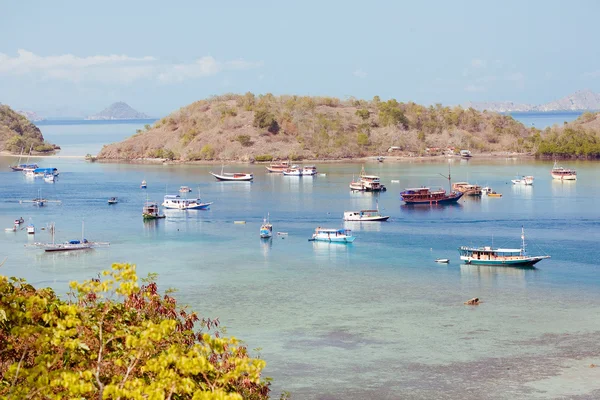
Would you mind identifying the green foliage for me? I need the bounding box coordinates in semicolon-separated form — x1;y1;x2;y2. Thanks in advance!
537;127;600;157
237;92;256;111
181;129;200;145
147;148;177;160
417;131;425;142
0;263;271;399
355;108;370;121
254;154;273;162
200;144;215;159
357;132;370;147
253;109;280;134
218;104;238;120
33;143;55;152
144;124;151;131
0;105;55;153
236;135;254;147
378;99;409;129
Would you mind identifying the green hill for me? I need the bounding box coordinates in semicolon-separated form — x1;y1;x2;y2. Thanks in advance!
0;104;57;154
98;93;537;161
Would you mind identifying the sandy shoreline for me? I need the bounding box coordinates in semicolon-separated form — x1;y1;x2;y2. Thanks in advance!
89;152;536;166
0;151;85;159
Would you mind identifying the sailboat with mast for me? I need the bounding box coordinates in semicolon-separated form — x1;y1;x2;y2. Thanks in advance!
400;163;463;205
210;165;253;181
10;145;38;171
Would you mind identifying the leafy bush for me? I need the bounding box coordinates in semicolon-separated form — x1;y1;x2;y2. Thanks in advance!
254;154;273;162
200;144;215;159
147;148;177;160
253;109;280;134
0;263;271;399
357;132;370;146
236;135;254;147
181;129;199;145
34;143;55;152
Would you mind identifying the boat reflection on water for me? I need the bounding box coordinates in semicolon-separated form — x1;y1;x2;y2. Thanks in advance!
459;263;538;281
343;221;383;232
551;179;577;196
400;202;462;213
260;236;272;258
311;240;352;261
512;183;533;198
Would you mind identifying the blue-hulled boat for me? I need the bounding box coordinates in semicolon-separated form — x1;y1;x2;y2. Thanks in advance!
459;228;550;267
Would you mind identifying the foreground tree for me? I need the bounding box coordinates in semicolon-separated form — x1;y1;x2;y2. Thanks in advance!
0;263;270;399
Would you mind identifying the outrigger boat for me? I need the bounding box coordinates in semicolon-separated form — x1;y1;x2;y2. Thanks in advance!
349;166;386;192
260;214;273;238
19;190;62;207
266;161;290;173
28;221;109;252
343;204;389;222
210;166;254;181
459;227;550;266
511;175;534;185
309;228;356;243
143;201;165;219
551;162;577;181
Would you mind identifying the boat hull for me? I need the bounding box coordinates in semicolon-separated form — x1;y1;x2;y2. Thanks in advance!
45;245;92;252
551;173;577;181
402;192;463;204
210;172;253;181
461;256;548;266
312;236;355;243
162;203;212;210
143;214;165;219
344;216;389;222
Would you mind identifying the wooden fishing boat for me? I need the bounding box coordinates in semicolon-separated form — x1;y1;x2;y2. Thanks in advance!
266;161;290;173
210;166;253;181
551;162;576;181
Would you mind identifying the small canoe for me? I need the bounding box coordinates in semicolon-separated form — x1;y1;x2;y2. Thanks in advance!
435;258;450;263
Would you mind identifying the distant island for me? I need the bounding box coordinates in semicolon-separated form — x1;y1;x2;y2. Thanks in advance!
0;104;58;154
16;110;45;122
97;93;537;162
465;89;600;113
86;102;150;120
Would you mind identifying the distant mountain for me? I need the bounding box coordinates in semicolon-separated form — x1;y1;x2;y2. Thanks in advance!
87;102;150;120
17;110;45;122
466;89;600;113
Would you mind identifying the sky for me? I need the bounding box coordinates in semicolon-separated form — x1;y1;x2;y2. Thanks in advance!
1;0;600;117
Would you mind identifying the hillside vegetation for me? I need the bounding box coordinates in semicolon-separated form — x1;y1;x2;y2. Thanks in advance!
535;111;600;158
0;104;57;153
98;93;536;161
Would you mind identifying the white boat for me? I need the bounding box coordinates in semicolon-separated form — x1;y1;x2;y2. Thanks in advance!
282;165;303;176
27;224;35;235
302;165;317;176
460;149;472;159
19;189;61;207
349;166;386;192
162;194;212;210
377;156;385;162
43;173;56;183
210;166;254;181
141;180;147;189
435;258;450;263
343;205;389;222
551;162;577;181
179;186;192;192
511;175;534;185
260;214;273;238
310;228;356;243
108;197;118;204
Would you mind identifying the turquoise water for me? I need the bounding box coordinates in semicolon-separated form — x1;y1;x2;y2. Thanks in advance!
1;120;600;398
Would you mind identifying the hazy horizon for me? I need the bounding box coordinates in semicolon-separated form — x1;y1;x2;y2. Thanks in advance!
2;0;600;116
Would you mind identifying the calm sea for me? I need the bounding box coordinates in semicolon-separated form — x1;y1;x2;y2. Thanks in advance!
1;117;599;399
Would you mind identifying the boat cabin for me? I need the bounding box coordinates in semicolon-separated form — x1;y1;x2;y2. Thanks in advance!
459;246;524;261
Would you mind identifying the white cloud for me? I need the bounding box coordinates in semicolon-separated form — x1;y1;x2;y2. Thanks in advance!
464;84;486;92
0;49;263;84
353;68;367;78
471;58;487;68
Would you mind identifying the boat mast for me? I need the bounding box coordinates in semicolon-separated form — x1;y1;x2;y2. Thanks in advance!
81;219;84;242
438;162;452;192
